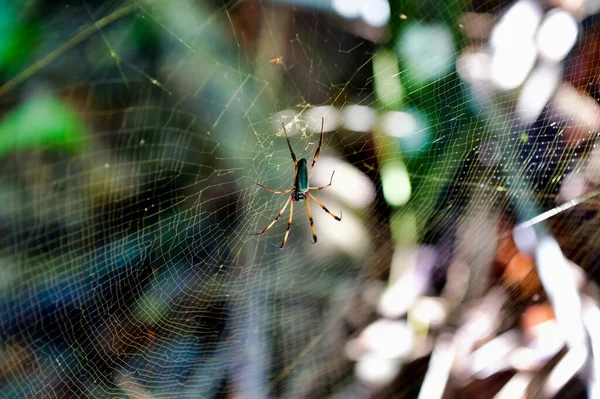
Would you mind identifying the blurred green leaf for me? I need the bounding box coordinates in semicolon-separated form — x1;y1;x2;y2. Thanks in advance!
0;95;88;157
373;49;404;109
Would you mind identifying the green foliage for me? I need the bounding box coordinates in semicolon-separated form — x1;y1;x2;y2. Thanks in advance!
0;95;88;157
0;2;39;75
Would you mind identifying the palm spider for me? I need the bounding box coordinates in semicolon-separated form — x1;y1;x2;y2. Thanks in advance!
254;119;342;248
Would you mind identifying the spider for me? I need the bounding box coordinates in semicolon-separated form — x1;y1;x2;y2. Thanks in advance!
253;119;342;248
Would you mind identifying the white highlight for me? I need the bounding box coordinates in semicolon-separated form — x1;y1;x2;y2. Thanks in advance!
510;347;545;371
457;50;491;83
355;354;400;386
332;0;390;27
491;42;537;90
513;225;537;255
559;172;588;203
583;297;600;397
332;0;361;19
362;320;414;359
493;373;533;399
453;290;506;373
312;156;375;209
536;9;579;62
379;246;436;320
341;105;377;132
410;297;447;328
490;1;542;89
417;333;456;399
379;261;422;318
517;63;561;124
536;237;587;350
543;346;587;397
526;320;564;361
490;1;542;50
381;111;419;138
317;200;368;257
361;0;390;28
305;106;341;133
469;331;519;378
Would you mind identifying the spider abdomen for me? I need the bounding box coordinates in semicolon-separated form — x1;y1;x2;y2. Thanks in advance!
295;158;309;193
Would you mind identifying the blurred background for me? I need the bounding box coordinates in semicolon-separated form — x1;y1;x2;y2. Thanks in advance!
1;0;600;397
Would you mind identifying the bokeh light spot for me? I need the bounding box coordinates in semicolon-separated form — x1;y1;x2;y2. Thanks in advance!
381;162;411;206
536;9;578;62
397;23;455;86
342;105;377;132
361;0;390;28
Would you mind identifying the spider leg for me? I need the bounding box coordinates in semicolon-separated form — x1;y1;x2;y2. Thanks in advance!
307;192;342;221
274;199;294;249
252;197;291;235
256;184;294;194
282;123;297;166
306;197;317;244
309;170;335;191
309;118;324;178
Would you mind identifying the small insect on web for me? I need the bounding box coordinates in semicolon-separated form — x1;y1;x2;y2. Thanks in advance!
268;56;284;65
253;118;342;249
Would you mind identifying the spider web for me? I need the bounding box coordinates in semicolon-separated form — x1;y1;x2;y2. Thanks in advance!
0;0;598;398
